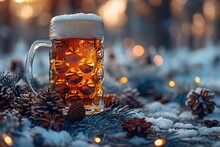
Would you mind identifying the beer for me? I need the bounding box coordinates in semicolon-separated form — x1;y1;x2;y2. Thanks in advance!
49;38;104;108
25;13;104;113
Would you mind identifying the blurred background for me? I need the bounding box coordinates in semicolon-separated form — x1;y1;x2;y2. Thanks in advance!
0;0;220;89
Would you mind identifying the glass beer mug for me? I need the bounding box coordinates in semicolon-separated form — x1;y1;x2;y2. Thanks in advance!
25;13;104;113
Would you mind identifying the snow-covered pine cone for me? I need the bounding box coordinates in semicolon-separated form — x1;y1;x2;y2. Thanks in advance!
11;93;34;118
186;87;215;118
32;90;66;118
119;88;143;108
104;93;120;107
0;84;16;112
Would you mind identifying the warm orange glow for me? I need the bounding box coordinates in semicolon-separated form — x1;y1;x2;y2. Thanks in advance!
123;37;135;49
14;0;25;3
171;0;187;12
132;45;144;57
17;4;34;19
154;138;166;146
203;1;216;21
98;0;127;28
2;133;13;146
93;136;101;144
119;77;128;84
148;0;162;7
0;0;5;2
153;55;163;66
191;13;205;36
195;76;200;84
169;80;175;88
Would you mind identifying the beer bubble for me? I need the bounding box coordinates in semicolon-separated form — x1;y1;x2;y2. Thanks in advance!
92;67;104;83
79;58;94;73
65;47;82;62
96;48;104;59
79;80;95;95
55;60;69;73
66;69;83;85
94;89;103;105
65;90;83;104
54;79;70;95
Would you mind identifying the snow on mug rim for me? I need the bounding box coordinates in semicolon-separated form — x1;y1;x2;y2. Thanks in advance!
50;13;104;40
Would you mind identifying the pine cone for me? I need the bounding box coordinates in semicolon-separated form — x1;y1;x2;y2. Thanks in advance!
0;84;16;112
122;118;153;138
32;90;66;118
104;93;120;107
11;93;34;118
186;87;215;118
39;113;64;131
0;109;22;122
204;120;219;128
119;88;143;108
65;100;86;124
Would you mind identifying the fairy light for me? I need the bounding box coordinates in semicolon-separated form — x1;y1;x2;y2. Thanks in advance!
93;136;101;144
154;138;166;147
119;76;128;84
153;55;163;66
2;133;13;146
169;80;175;88
132;45;144;57
195;76;200;84
16;4;34;19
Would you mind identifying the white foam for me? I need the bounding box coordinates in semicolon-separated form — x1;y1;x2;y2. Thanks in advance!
50;13;104;39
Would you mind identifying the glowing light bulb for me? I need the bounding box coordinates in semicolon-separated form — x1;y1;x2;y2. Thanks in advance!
119;77;128;84
153;55;163;66
93;136;101;144
195;76;200;84
169;80;175;88
132;45;144;57
154;138;166;146
2;133;13;146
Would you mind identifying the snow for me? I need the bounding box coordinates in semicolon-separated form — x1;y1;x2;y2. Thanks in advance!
144;102;180;114
170;129;198;138
198;127;220;135
179;111;195;120
50;13;104;39
173;123;195;129
146;117;173;130
151;111;179;120
212;141;220;147
30;127;72;146
128;136;149;145
203;113;220;122
71;140;89;147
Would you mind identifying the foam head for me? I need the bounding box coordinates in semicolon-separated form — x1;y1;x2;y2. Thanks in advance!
50;13;104;40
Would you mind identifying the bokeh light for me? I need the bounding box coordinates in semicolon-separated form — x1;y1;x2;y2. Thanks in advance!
203;1;216;21
98;0;127;28
16;4;34;19
93;136;101;144
14;0;25;3
154;138;166;146
0;0;5;2
132;45;144;57
195;76;200;84
2;133;13;146
119;76;128;84
191;13;205;36
169;80;175;88
153;55;163;66
123;37;135;49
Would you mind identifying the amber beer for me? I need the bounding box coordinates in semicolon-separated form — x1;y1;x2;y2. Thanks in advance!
50;38;104;108
25;13;104;113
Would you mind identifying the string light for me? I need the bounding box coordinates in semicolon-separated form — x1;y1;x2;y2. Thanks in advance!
132;45;144;57
154;138;166;147
93;136;101;144
153;55;163;66
2;133;13;146
195;76;200;84
169;80;175;88
119;76;128;84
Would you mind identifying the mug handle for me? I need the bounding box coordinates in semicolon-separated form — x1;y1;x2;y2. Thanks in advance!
25;40;53;94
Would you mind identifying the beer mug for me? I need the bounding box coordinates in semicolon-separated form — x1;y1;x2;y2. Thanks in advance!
25;13;104;113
